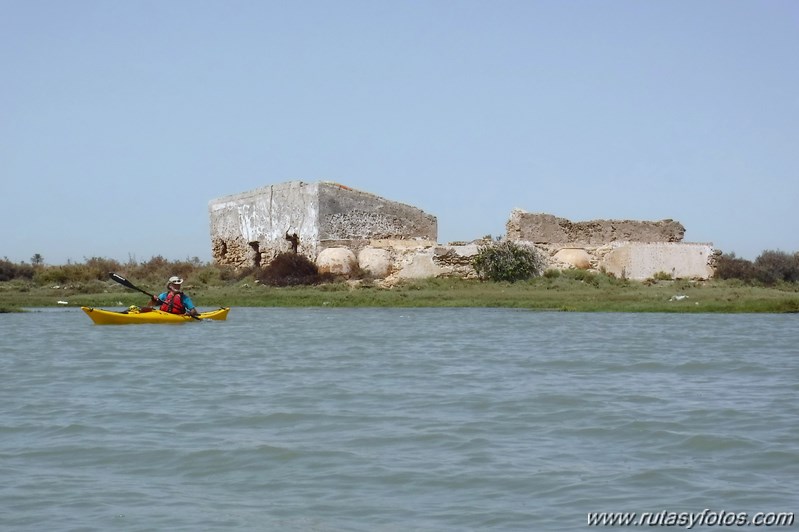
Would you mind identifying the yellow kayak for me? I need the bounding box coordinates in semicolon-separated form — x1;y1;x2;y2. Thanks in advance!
81;306;230;325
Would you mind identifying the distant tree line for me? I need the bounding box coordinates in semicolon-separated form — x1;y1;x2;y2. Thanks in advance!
0;252;337;287
0;255;235;285
714;250;799;285
1;248;798;286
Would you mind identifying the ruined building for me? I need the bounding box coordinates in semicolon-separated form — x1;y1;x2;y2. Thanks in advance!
506;209;715;280
208;181;437;268
209;181;716;281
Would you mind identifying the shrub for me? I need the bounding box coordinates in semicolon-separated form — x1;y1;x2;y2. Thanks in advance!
256;252;334;286
714;252;757;282
543;269;561;279
130;255;172;281
472;240;546;282
83;257;123;280
33;263;95;285
0;259;34;282
220;265;252;282
754;250;799;285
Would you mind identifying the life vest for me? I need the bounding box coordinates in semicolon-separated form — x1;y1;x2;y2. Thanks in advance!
160;291;186;314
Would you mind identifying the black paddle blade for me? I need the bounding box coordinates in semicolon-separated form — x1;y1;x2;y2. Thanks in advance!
109;272;158;300
109;272;135;290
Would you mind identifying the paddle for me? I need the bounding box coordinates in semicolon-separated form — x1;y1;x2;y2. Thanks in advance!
108;273;201;320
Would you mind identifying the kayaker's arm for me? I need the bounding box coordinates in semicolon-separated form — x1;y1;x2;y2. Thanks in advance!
181;294;199;317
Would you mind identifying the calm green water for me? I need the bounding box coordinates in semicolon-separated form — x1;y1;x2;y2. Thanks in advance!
1;308;797;531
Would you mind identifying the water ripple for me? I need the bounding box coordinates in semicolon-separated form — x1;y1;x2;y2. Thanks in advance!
1;309;797;531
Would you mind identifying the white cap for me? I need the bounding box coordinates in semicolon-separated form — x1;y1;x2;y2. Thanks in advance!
168;276;183;285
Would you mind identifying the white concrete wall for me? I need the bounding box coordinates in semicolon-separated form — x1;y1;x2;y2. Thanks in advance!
209;181;321;259
598;242;715;280
209;181;438;266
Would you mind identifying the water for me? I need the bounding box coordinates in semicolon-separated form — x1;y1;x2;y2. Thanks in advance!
1;308;797;531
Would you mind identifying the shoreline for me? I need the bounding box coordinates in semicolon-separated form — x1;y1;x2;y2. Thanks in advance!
2;277;798;314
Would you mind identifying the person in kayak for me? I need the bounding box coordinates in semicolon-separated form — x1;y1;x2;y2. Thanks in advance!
149;276;199;317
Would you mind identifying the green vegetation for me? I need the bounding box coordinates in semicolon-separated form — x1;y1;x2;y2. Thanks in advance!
472;240;546;282
715;250;799;285
0;251;797;313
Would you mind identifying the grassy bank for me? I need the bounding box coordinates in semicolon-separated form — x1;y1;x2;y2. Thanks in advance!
2;274;798;313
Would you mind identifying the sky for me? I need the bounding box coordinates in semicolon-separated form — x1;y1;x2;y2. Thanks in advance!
2;0;797;264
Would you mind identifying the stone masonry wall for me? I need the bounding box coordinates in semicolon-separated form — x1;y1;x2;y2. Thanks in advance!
505;209;714;280
506;209;686;244
317;182;436;241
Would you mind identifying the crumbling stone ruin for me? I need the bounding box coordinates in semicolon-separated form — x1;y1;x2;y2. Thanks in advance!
208;182;716;282
506;210;686;244
208;181;437;269
506;209;715;280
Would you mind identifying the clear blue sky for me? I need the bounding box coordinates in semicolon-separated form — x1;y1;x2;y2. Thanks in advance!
2;0;797;264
